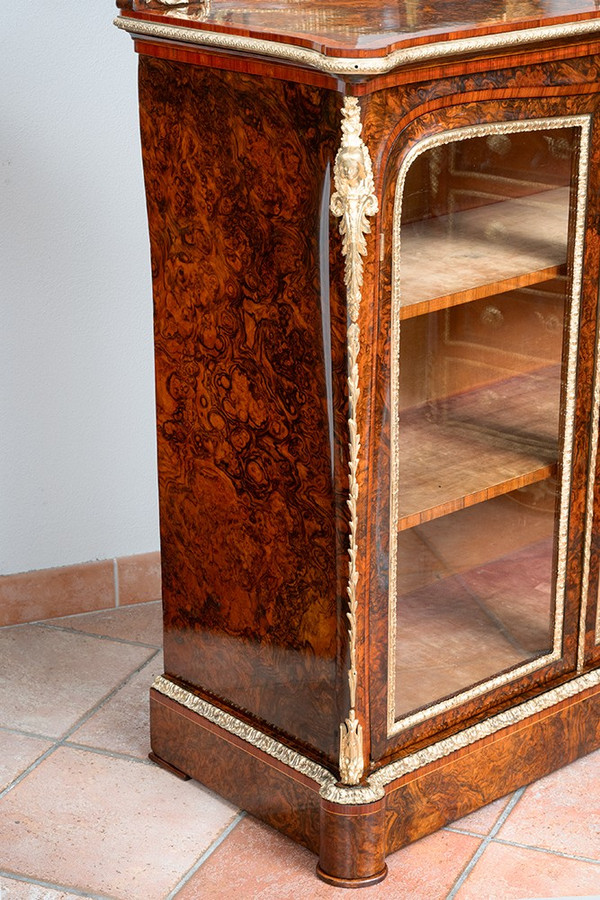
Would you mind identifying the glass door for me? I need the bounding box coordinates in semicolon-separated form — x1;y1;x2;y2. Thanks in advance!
387;118;590;734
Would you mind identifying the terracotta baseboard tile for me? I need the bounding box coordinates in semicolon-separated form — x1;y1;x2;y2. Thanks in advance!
117;552;162;606
0;552;162;627
0;560;116;627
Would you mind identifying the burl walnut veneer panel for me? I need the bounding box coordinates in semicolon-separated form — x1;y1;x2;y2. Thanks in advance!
139;57;348;766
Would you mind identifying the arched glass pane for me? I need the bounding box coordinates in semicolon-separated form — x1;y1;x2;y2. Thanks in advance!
391;123;581;723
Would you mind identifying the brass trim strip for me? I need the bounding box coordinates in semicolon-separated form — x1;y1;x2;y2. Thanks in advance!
153;674;385;803
114;16;600;77
153;668;600;802
388;115;591;737
579;325;600;659
152;675;334;785
582;315;600;651
330;96;378;785
375;667;600;788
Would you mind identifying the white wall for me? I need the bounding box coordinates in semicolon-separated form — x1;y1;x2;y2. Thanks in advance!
0;4;159;574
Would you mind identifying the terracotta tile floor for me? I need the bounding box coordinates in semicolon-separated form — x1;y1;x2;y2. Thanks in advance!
1;601;599;899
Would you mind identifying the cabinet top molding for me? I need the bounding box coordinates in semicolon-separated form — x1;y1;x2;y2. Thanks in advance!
115;1;600;76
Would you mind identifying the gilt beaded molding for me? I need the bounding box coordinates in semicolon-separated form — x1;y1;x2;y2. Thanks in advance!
152;675;334;785
115;15;600;78
153;667;600;803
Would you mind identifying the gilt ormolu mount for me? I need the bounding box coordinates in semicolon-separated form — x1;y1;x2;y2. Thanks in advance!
116;1;600;886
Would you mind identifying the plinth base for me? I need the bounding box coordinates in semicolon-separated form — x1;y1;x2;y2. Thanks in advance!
149;675;600;887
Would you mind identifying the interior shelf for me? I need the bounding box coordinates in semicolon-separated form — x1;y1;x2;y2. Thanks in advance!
399;186;569;319
396;365;560;530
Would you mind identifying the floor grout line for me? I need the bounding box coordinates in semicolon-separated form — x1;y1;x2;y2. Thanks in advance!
445;788;526;900
489;836;600;865
164;811;247;900
444;825;490;839
446;822;600;866
0;649;160;801
63;742;156;766
56;649;160;744
0;745;61;803
0;724;57;742
0;868;119;900
34;621;161;650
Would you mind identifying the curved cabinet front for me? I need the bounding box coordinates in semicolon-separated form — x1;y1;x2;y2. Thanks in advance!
365;83;600;761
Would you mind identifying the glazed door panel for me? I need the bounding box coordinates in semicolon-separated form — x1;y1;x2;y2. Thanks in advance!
369;96;600;758
389;120;584;733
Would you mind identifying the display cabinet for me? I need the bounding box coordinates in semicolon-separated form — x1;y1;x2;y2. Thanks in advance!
116;0;600;886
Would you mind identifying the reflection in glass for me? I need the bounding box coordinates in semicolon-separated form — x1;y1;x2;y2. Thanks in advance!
392;126;578;720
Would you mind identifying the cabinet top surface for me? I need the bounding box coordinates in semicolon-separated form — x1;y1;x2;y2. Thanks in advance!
118;1;600;60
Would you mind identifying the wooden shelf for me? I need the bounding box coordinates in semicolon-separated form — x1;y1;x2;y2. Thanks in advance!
397;366;560;531
399;187;569;320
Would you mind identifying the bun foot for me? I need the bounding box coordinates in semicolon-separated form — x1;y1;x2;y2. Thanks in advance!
317;792;387;888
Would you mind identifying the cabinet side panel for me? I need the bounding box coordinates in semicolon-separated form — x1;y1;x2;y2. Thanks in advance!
139;56;346;764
